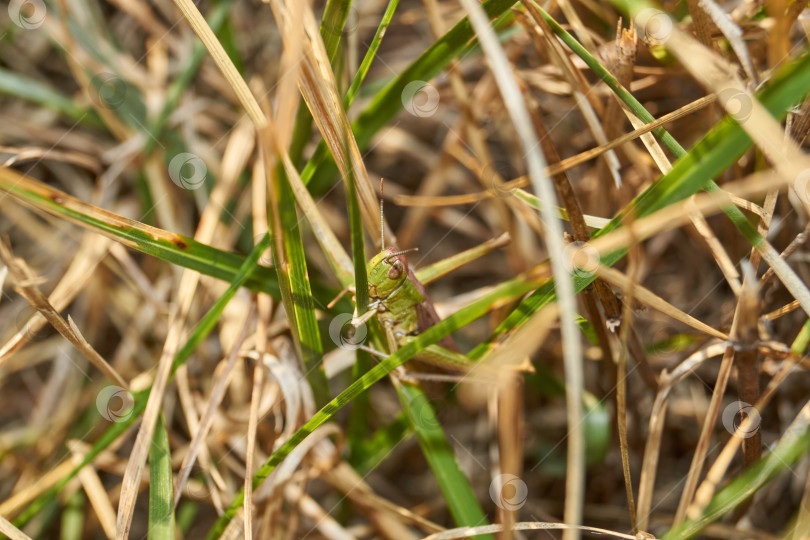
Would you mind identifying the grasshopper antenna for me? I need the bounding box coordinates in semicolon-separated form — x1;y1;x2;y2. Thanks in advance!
380;178;385;250
384;247;419;262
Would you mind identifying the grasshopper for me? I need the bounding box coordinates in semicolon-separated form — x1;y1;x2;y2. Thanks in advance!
351;182;473;371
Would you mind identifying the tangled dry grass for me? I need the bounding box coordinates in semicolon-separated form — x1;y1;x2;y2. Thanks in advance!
1;0;810;539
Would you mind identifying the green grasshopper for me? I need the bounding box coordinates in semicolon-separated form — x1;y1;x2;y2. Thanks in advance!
351;183;474;371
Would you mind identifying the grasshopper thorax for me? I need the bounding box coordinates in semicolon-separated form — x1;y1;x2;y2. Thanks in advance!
367;247;410;300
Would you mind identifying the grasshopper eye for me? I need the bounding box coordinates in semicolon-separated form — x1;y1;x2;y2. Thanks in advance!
387;260;404;280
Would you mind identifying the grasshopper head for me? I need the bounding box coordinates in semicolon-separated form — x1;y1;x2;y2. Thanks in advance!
367;248;410;299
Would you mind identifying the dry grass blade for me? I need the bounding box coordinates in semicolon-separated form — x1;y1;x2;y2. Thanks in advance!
0;234;111;364
115;308;183;538
394;95;715;208
423;522;636;539
0;239;127;388
460;304;557;409
733;265;763;470
171;0;265;127
269;0;386;245
685;198;742;294
0;145;100;172
696;0;757;82
174;301;254;506
664;27;810;181
0;517;32;540
458;1;584;538
594;264;728;340
687;359;798;519
0;460;77;517
636;341;730;531
323;462;440;537
73;452;117;539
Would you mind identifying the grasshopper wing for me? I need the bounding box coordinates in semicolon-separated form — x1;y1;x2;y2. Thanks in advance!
408;266;460;352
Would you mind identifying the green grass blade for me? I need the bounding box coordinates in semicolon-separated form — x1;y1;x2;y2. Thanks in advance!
148;414;176;540
345;136;373;451
59;491;85;540
299;0;517;187
144;0;232;155
350;413;411;474
206;273;539;538
468;44;810;360
14;233;273;527
343;0;400;107
272;165;331;406
0;68;100;127
661;420;810;539
397;384;494;539
0;169;354;310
